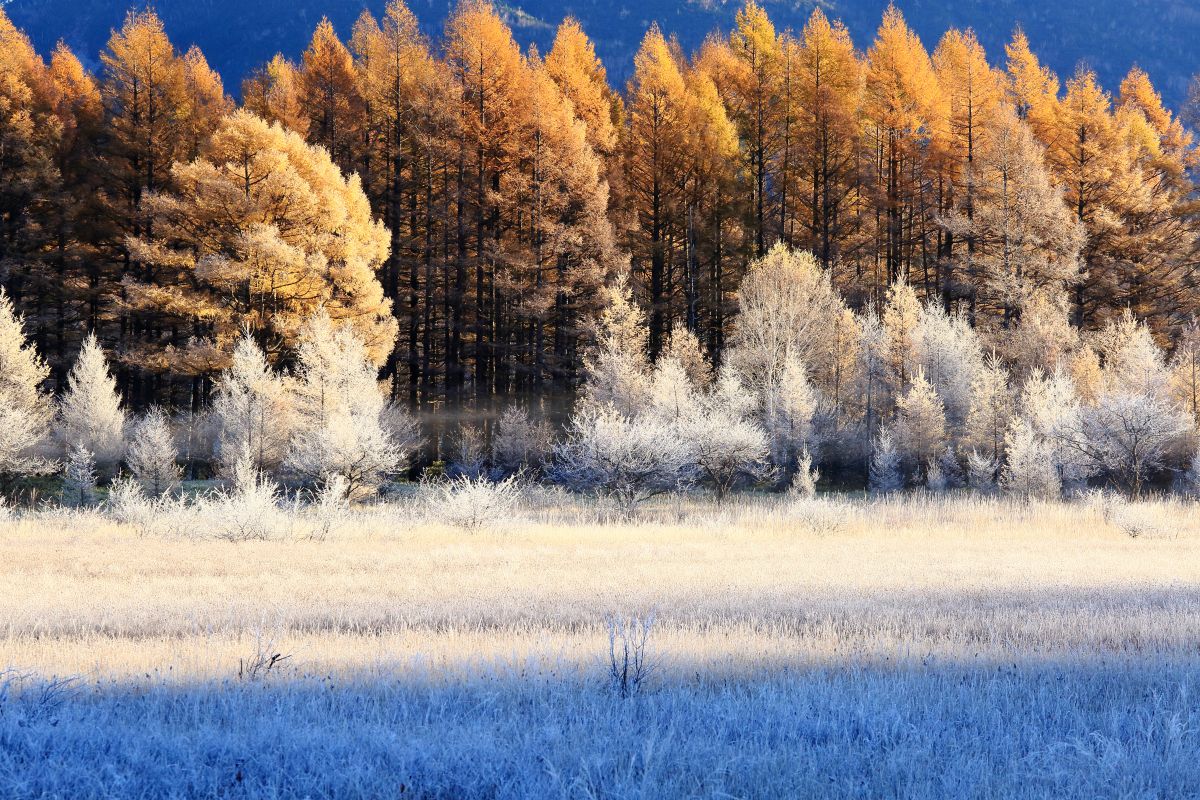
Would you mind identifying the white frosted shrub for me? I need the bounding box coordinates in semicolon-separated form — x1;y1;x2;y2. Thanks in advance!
552;405;692;513
203;447;287;541
425;474;522;532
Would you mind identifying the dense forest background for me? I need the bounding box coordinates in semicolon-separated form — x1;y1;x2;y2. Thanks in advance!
9;0;1200;107
3;0;1200;425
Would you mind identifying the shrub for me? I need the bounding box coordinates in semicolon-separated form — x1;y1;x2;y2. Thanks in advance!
425;474;521;532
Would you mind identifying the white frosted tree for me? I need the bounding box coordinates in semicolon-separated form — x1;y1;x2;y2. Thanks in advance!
56;333;126;475
856;306;891;448
726;244;850;401
1000;290;1077;381
893;369;947;479
285;311;405;499
1000;417;1061;499
914;303;982;432
1083;392;1191;497
211;332;296;476
61;444;98;508
0;288;54;483
648;355;699;421
1016;368;1095;491
663;327;712;389
491;406;553;477
551;405;692;513
881;277;922;393
761;354;819;483
1082;313;1192;494
869;427;903;494
686;373;770;500
966;351;1015;464
580;273;651;415
126;408;181;498
965;450;999;494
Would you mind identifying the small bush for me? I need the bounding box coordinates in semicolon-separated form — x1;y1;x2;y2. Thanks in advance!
425;474;522;532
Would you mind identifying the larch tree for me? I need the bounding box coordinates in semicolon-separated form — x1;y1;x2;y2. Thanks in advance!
893;367;947;479
932;27;1003;308
545;18;619;163
0;9;65;364
961;110;1083;325
862;6;946;292
623;25;691;361
444;0;531;399
180;46;232;161
724;1;781;256
791;9;863;272
1108;68;1199;334
679;46;741;352
99;10;189;243
579;273;651;416
125;110;397;379
1004;29;1059;145
299;18;365;175
241;54;306;134
965;350;1014;465
56;332;126;474
1044;68;1131;328
126;407;181;497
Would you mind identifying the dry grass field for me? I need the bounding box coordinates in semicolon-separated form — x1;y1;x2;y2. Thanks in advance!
3;493;1200;797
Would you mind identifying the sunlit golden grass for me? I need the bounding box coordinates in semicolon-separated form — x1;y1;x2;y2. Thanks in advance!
3;493;1199;683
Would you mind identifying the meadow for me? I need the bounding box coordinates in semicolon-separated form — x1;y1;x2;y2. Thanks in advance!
3;493;1200;798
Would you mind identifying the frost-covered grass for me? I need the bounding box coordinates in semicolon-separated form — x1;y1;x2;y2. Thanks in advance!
3;493;1200;797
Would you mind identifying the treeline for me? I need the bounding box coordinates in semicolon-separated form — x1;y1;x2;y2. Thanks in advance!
1;1;1198;415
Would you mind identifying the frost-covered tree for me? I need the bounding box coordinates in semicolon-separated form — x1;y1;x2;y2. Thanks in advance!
789;448;819;497
953;109;1084;320
1000;418;1061;499
211;331;295;476
663;328;712;389
761;355;819;482
1082;312;1193;494
647;355;701;424
491;406;553;477
286;311;406;498
914;303;982;431
0;289;54;483
56;333;126;475
726;244;849;399
1083;391;1191;496
551;405;692;512
61;445;98;508
893;369;947;479
881;278;922;392
1016;368;1094;491
868;427;903;494
1000;290;1077;381
580;273;651;415
965;450;999;493
856;306;891;444
126;408;181;498
686;374;770;500
966;351;1015;464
